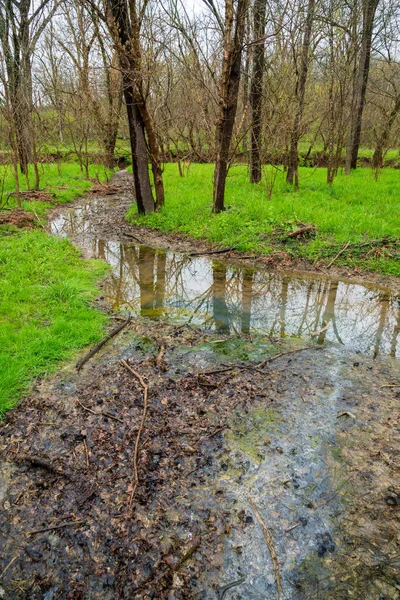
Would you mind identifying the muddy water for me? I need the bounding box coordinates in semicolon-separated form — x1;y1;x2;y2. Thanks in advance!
50;198;400;358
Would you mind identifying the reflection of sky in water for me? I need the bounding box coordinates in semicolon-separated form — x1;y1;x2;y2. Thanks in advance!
50;205;400;357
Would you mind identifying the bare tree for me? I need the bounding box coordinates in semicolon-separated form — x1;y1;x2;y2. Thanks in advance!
345;0;380;172
213;0;249;213
106;0;164;213
0;0;57;175
286;0;316;187
249;0;267;183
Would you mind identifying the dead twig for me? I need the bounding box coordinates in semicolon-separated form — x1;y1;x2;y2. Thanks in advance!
121;360;149;509
380;384;400;389
285;522;301;533
326;241;350;268
249;498;283;600
311;320;330;337
257;345;322;369
76;398;123;423
286;225;315;238
28;519;85;535
124;232;144;243
83;438;90;468
0;555;18;579
76;314;131;371
198;425;228;443
216;576;246;599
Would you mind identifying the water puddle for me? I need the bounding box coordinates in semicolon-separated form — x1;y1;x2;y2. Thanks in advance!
50;199;400;358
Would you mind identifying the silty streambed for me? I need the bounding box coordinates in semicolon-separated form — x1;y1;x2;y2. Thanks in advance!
42;183;400;599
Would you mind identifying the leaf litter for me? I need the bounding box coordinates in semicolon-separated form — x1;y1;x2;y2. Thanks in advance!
0;319;399;599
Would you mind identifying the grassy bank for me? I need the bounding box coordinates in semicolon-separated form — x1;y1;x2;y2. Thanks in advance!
127;164;400;276
1;162;109;215
0;163;110;413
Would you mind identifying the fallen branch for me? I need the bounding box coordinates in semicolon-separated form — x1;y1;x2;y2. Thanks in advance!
76;314;131;371
311;320;330;337
286;225;315;238
124;232;144;243
189;247;236;257
202;346;322;377
380;384;400;389
76;398;123;423
257;345;322;369
249;498;283;600
326;241;350;268
121;360;149;509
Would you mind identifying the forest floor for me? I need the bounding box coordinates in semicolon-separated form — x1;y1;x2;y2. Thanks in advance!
0;170;399;599
0;319;399;599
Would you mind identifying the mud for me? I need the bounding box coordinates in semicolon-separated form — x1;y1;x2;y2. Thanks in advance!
0;321;399;599
0;209;36;229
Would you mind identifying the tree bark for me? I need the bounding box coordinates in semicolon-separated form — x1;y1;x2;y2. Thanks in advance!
249;0;267;184
109;0;155;214
286;0;315;187
346;0;380;172
123;75;155;214
213;0;249;213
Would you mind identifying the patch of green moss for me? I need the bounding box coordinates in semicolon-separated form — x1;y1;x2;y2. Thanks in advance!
226;407;280;463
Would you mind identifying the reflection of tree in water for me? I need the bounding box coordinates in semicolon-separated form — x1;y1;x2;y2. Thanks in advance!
241;268;253;334
317;282;343;345
87;237;400;357
212;261;231;333
137;247;167;316
390;302;400;358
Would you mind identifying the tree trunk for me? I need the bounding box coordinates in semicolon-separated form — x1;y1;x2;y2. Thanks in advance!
213;0;249;213
109;0;155;214
249;0;267;184
346;0;380;172
286;0;315;187
123;77;155;214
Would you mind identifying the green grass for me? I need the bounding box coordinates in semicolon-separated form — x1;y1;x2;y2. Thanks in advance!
0;231;109;412
0;163;111;413
0;162;111;219
127;163;400;276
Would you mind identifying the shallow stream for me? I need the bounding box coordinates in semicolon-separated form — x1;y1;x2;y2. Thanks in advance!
44;183;400;600
50;196;400;358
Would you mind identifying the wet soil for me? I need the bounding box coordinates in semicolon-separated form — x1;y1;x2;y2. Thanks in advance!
0;321;399;599
0;173;399;599
0;210;36;229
